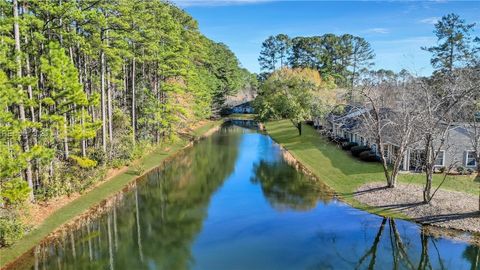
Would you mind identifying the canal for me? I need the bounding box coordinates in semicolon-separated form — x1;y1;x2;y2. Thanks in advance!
15;122;480;269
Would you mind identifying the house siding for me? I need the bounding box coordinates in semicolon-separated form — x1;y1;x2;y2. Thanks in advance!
326;110;476;172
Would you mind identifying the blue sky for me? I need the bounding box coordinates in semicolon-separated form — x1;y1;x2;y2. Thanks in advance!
172;1;480;76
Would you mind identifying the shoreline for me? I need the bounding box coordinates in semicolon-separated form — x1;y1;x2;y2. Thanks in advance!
264;120;480;245
355;182;480;234
0;120;224;270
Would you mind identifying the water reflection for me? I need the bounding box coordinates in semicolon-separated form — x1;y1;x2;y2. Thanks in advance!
354;218;428;270
463;240;480;270
251;159;333;210
24;124;241;270
11;122;480;270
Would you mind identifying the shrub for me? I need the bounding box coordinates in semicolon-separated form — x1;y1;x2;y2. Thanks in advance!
437;166;446;174
35;159;106;200
88;147;106;166
111;108;135;161
341;142;358;150
0;178;31;207
456;166;465;175
466;168;474;175
351;145;371;157
0;217;25;247
110;158;126;169
132;163;146;176
69;155;97;169
359;151;380;162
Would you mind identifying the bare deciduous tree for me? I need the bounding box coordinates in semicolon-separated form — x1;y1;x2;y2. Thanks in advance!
459;67;480;210
359;78;422;188
417;70;477;203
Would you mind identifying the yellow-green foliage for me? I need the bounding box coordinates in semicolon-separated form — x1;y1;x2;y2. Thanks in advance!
254;68;340;123
69;155;97;169
0;217;26;247
0;178;31;207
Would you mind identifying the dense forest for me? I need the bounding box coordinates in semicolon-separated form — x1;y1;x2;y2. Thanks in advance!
0;0;252;244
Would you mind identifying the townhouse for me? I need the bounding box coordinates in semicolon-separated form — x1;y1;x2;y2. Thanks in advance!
323;106;477;172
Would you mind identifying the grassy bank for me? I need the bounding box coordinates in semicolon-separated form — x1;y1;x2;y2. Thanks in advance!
225;113;256;120
0;120;223;269
265;120;478;215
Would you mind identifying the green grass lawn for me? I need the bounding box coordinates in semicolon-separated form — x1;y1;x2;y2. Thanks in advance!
0;120;223;269
266;120;479;213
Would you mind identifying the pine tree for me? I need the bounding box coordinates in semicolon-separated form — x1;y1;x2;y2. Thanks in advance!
0;0;250;221
422;13;476;73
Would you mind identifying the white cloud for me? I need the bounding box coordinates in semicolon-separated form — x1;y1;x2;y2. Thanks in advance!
419;17;439;25
364;28;390;34
172;0;273;7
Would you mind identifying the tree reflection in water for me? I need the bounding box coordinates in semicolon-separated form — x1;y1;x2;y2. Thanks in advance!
352;217;477;270
463;238;480;270
28;126;241;270
251;159;334;210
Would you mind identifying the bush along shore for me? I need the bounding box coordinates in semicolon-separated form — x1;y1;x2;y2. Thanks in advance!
0;120;223;270
264;120;480;237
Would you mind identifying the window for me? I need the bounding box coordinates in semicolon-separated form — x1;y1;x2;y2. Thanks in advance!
434;151;445;166
360;137;364;145
466;151;477;167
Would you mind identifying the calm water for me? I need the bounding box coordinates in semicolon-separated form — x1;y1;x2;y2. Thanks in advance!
18;122;480;270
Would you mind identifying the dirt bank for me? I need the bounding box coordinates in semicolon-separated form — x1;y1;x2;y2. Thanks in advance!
355;182;480;233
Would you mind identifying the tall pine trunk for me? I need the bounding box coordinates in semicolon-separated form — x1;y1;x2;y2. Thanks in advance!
106;30;113;156
100;33;107;153
13;0;34;200
63;113;69;159
132;56;136;145
107;70;113;155
154;71;160;144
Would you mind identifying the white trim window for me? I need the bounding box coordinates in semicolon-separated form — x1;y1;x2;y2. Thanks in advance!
465;151;477;167
434;150;445;167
